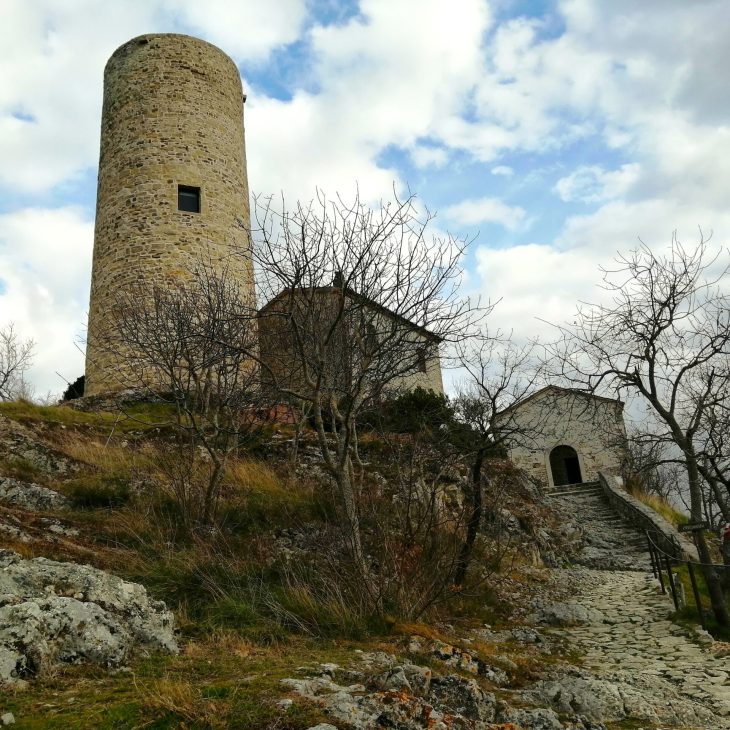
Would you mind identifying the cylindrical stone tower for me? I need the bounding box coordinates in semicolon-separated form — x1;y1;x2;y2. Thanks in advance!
85;33;254;395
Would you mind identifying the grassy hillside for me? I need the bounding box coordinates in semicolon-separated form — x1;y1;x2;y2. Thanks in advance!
0;399;569;728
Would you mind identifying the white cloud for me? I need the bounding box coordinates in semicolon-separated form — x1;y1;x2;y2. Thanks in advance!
443;196;526;230
168;0;307;61
471;197;730;352
247;0;493;203
410;145;449;169
554;163;640;203
0;207;93;396
5;0;730;399
0;0;310;194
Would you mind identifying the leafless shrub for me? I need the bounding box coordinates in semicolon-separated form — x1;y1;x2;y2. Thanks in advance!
0;322;35;401
96;260;266;529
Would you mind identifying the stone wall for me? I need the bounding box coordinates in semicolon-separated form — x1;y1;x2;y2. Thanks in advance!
498;387;627;488
387;340;443;396
598;472;699;561
85;33;254;395
258;289;444;398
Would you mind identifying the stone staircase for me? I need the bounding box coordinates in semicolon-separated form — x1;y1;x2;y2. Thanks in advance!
545;480;652;571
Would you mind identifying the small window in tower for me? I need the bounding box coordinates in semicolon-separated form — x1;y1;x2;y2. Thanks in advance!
178;185;201;213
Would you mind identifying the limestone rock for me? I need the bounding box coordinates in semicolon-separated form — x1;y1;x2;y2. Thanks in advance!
373;666;411;692
283;664;497;729
0;597;130;682
410;636;508;685
529;601;603;626
0;416;74;475
0;478;68;511
0;550;176;684
527;675;627;721
498;706;565;729
429;674;497;723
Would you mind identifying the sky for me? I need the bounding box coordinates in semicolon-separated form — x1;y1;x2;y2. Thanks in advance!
1;0;730;399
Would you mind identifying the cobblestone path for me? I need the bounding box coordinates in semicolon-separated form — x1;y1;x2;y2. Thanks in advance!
550;569;730;728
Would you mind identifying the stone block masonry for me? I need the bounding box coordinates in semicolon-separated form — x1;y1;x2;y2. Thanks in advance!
85;34;255;395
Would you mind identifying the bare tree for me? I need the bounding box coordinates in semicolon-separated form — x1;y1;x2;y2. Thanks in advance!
696;381;730;523
252;188;483;593
451;333;544;583
0;323;35;401
98;261;264;529
550;234;730;626
622;429;686;504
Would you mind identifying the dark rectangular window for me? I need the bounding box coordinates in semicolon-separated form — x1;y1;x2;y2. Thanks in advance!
178;185;201;213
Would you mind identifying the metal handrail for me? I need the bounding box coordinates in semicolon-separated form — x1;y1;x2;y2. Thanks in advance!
645;528;727;631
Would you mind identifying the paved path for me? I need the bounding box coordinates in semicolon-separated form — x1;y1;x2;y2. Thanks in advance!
550;569;730;728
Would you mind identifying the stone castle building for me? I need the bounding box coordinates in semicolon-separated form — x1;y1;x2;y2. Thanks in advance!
258;282;444;398
85;33;255;395
496;386;628;488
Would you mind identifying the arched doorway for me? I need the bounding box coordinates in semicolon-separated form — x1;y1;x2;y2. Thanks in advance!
549;445;582;486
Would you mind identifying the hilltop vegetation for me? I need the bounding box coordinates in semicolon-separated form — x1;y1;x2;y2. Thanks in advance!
0;395;578;728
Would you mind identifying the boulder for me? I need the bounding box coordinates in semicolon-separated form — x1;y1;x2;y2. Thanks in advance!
0;550;177;684
0;478;68;511
529;601;603;626
429;674;497;724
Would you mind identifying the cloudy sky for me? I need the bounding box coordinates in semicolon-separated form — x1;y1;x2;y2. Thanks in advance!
1;0;729;397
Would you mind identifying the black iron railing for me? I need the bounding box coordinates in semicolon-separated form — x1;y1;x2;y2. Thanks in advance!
645;529;726;631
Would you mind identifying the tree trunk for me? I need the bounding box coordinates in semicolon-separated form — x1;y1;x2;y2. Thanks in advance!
454;450;484;586
310;400;370;590
687;458;730;626
722;535;730;591
335;459;368;581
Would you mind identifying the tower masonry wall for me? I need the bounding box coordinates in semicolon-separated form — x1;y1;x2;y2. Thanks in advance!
85;33;254;394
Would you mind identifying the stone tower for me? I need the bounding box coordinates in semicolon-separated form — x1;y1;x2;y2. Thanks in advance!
85;33;254;395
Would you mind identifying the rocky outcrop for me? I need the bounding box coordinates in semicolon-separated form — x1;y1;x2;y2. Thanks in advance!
0;550;177;685
0;415;75;475
282;649;575;730
282;659;500;729
0;477;68;511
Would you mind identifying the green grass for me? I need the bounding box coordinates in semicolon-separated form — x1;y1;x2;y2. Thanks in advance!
0;399;177;433
672;563;730;641
0;456;47;483
0;408;556;727
219;460;325;535
2;637;347;729
64;474;131;509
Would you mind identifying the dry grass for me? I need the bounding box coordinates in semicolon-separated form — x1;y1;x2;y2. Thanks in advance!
627;487;688;527
56;434;150;473
0;399;175;434
137;675;233;728
226;458;289;494
0;400;117;427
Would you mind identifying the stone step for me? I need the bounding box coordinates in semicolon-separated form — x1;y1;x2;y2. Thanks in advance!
547;488;604;498
545;481;600;493
546;484;603;493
